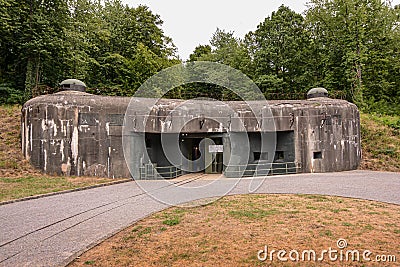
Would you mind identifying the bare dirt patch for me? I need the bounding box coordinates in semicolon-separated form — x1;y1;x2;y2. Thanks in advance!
70;194;400;267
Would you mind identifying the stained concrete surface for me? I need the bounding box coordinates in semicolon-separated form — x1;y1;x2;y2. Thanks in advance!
22;93;361;178
0;170;399;266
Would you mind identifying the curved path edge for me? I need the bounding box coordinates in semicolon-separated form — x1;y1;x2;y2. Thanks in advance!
0;179;132;206
0;170;398;267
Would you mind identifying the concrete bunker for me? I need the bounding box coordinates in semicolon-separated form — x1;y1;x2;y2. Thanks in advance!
21;82;362;179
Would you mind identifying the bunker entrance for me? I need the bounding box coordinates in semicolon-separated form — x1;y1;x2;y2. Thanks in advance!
143;133;224;178
141;131;297;179
224;131;297;178
180;134;224;174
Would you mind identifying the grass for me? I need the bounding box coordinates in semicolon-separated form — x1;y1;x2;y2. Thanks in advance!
70;194;400;267
0;176;113;202
228;208;277;219
360;112;400;172
367;113;400;131
163;217;180;226
161;209;187;226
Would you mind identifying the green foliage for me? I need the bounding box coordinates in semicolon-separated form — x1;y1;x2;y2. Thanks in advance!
305;0;400;109
189;45;212;62
208;28;253;76
367;113;400;131
189;2;399;114
366;98;400;116
0;84;25;104
1;0;399;116
68;0;178;93
0;0;179;101
253;5;312;94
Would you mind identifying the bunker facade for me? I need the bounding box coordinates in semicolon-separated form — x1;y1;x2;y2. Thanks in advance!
21;89;361;179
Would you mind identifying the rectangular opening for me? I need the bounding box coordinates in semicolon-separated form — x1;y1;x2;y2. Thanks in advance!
313;151;323;159
145;136;152;148
254;152;268;161
274;151;284;161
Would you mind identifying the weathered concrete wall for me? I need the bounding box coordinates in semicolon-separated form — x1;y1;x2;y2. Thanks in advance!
21;91;131;178
21;91;361;178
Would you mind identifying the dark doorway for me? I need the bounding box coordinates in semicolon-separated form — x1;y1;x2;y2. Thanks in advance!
191;138;201;161
207;137;223;174
180;134;224;174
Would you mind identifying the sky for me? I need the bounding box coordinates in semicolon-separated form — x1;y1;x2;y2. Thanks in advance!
122;0;400;60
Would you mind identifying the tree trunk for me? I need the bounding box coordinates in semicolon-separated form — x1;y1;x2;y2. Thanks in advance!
25;58;35;99
25;56;41;98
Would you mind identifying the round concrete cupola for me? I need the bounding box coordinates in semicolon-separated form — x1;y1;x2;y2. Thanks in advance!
307;87;329;99
60;79;87;92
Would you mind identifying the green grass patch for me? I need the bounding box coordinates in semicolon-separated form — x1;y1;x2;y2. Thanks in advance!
368;113;400;130
299;195;330;202
160;208;188;226
163;217;180;226
228;208;277;220
132;226;143;232
136;227;152;237
320;229;333;237
331;208;349;213
342;222;353;227
364;224;374;230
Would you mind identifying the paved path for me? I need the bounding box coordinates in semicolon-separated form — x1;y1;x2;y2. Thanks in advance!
0;170;399;266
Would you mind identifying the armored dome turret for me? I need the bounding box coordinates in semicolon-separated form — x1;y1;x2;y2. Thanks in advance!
60;79;87;92
307;87;329;99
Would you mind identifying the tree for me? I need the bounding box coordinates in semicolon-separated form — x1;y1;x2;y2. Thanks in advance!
63;0;103;80
208;28;253;75
86;1;179;95
184;29;254;100
252;5;311;96
22;0;70;97
306;0;399;108
0;0;180;101
188;45;212;62
361;2;400;114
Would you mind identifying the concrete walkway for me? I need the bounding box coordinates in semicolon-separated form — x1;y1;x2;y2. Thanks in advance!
0;170;399;266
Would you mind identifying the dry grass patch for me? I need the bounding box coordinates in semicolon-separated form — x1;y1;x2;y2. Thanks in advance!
360;113;400;172
0;176;115;202
70;194;400;267
0;105;39;177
